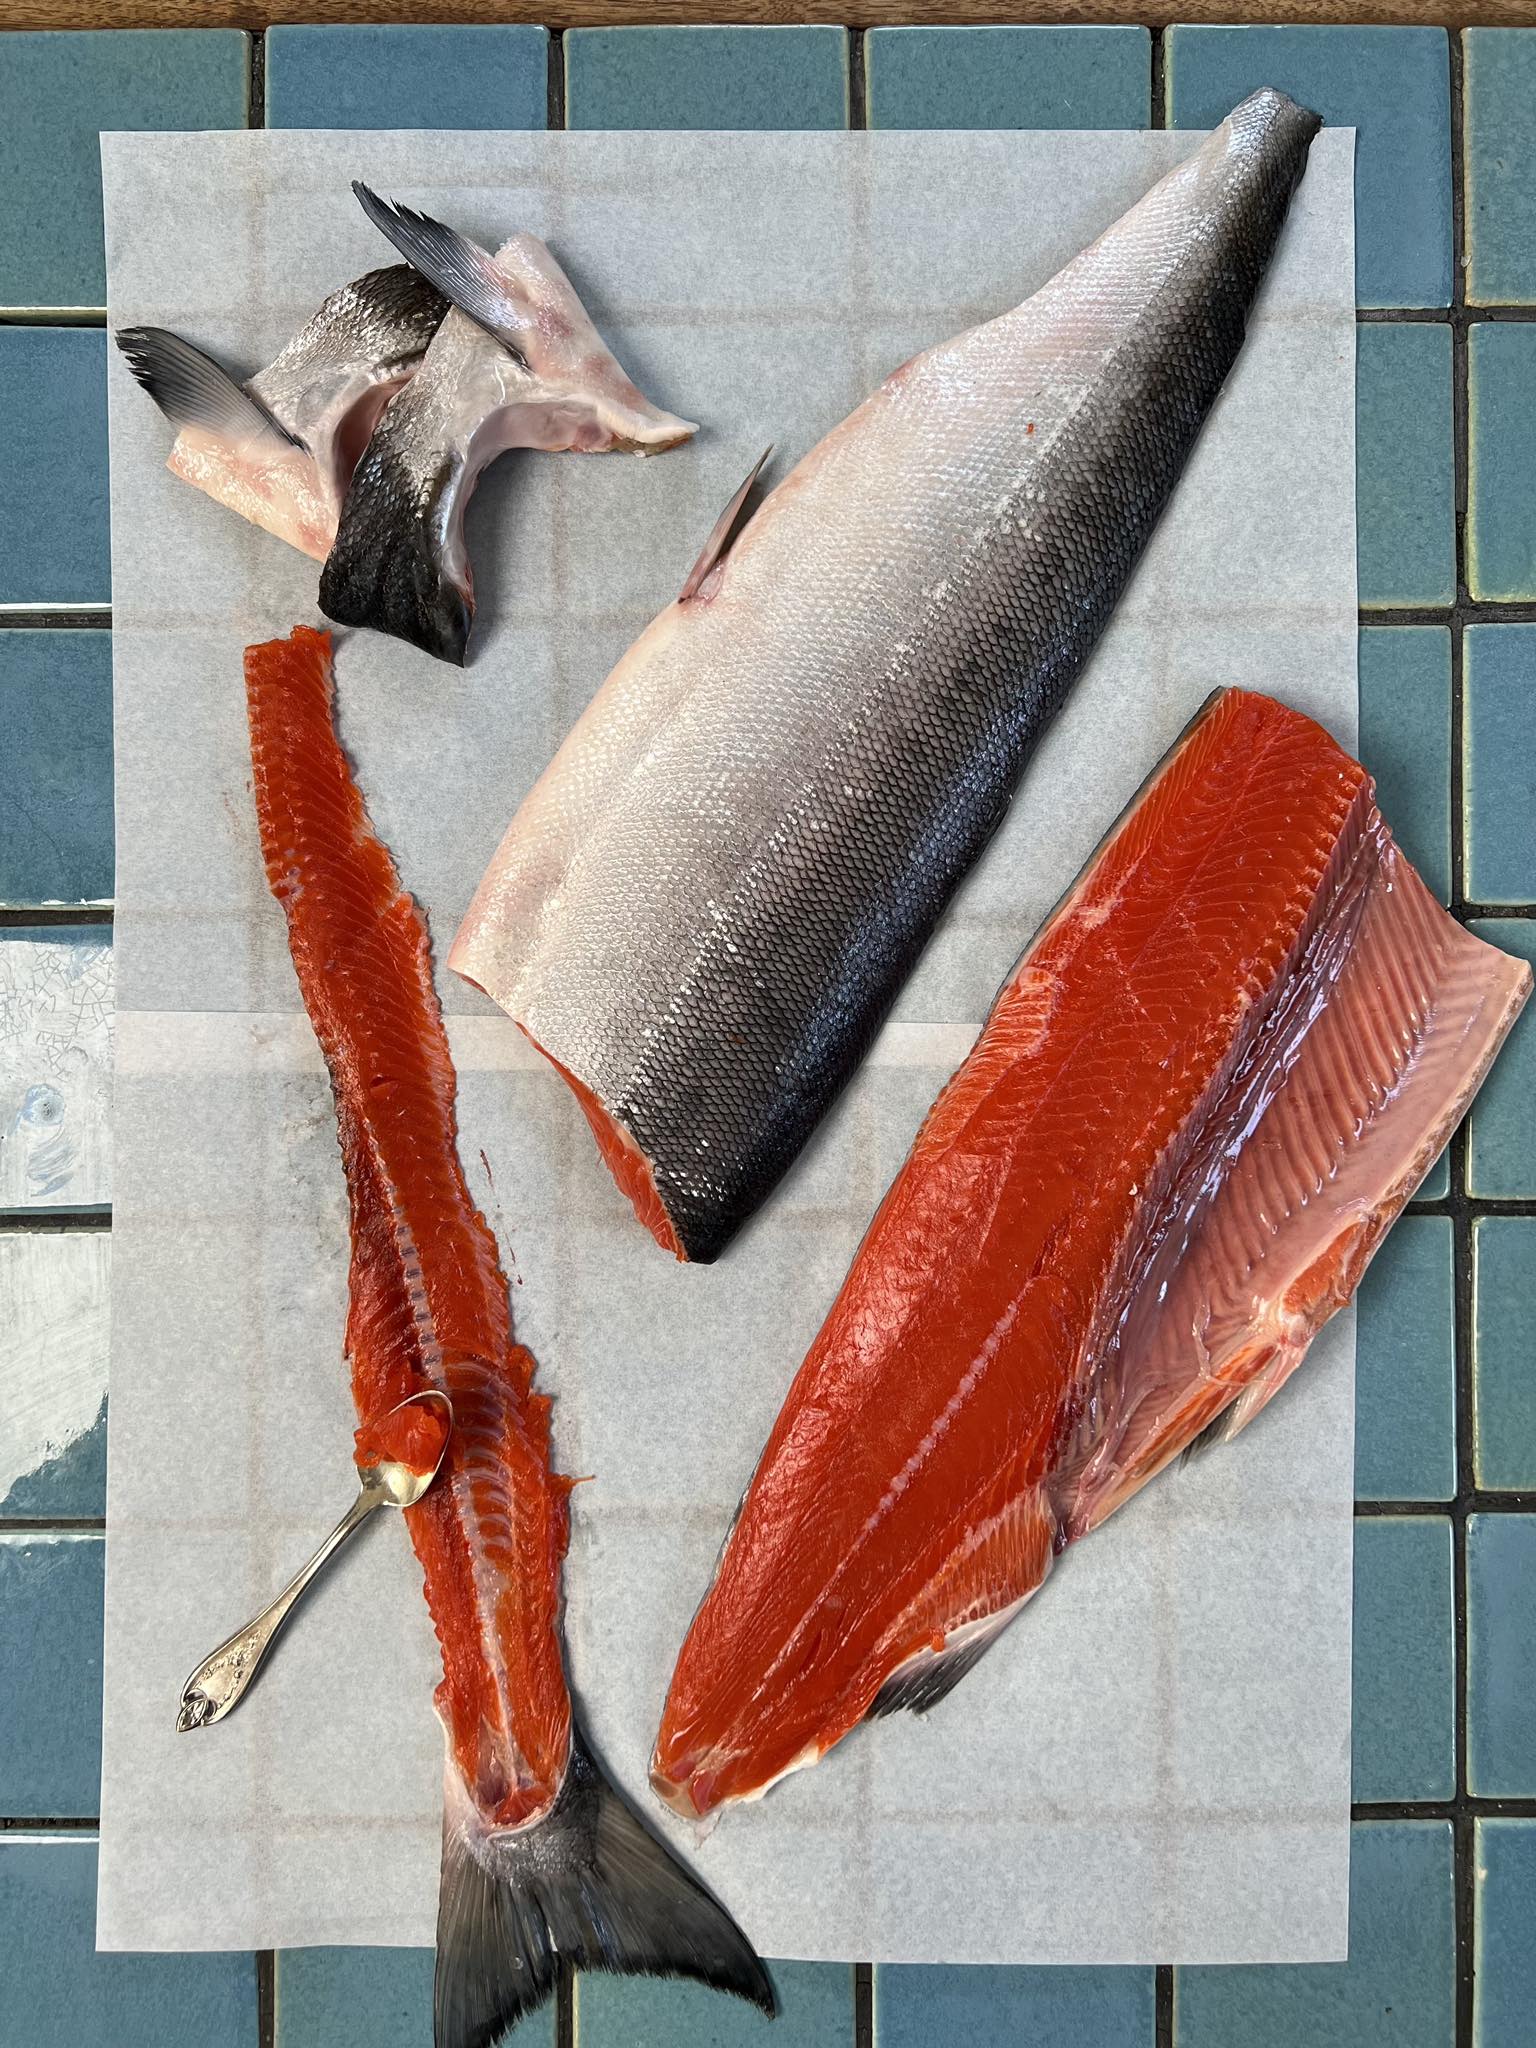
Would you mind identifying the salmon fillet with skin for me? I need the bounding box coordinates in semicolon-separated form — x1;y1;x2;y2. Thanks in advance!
244;628;770;2047
651;688;1531;1821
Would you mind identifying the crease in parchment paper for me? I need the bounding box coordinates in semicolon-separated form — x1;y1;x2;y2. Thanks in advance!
97;125;1357;1962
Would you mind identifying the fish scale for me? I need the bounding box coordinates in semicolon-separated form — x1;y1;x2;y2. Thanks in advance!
453;88;1324;1263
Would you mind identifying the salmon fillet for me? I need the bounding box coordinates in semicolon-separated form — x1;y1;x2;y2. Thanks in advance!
652;688;1531;1820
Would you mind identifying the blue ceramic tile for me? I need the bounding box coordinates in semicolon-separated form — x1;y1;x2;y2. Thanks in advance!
0;1836;257;2045
1476;1819;1536;2048
1352;1516;1455;1800
0;1233;109;1520
566;27;849;131
0;1533;102;1816
875;1963;1155;2048
1165;26;1451;307
1467;920;1536;1199
0;927;114;1210
1356;1217;1455;1502
1474;1218;1536;1491
1468;1513;1536;1795
580;1961;850;2046
1465;626;1536;904
0;630;112;905
0;31;246;308
1356;325;1456;608
1175;1821;1454;2048
1469;327;1536;602
266;26;548;131
0;329;109;607
866;27;1149;130
276;1946;554;2046
1358;626;1451;904
1464;31;1536;307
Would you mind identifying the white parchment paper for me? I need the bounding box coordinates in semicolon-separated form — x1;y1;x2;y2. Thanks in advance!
98;127;1357;1962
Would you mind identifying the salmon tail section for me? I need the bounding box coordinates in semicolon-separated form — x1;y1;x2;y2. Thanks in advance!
436;1728;774;2048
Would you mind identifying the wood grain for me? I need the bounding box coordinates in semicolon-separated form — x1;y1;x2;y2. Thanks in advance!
6;0;1536;31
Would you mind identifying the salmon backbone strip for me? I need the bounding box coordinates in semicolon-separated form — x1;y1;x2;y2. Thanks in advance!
244;627;771;2046
652;686;1532;1821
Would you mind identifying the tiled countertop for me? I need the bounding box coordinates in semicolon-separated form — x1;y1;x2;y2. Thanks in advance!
1;21;1533;2048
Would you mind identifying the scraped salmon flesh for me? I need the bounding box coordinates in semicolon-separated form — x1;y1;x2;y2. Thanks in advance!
652;687;1531;1821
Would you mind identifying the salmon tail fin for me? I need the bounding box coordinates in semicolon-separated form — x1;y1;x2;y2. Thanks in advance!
435;1724;775;2047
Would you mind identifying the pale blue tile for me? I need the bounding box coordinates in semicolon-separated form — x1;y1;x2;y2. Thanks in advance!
1469;326;1536;602
579;1960;850;2046
0;631;113;905
867;27;1149;130
1356;1217;1455;1502
1465;626;1536;905
566;27;849;131
1358;626;1451;904
1474;1218;1536;1491
0;31;247;308
1464;30;1536;307
1175;1822;1454;2047
1356;325;1456;607
266;25;548;131
0;1534;102;1816
0;927;114;1211
1476;1819;1536;2048
0;329;109;606
1468;1513;1536;1795
0;1836;257;2045
1467;920;1536;1199
277;1946;554;2045
1166;26;1451;307
1352;1517;1455;1801
876;1963;1155;2048
0;1233;108;1520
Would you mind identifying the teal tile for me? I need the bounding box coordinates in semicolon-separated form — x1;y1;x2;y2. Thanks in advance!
0;1234;108;1520
1175;1822;1454;2048
1358;626;1451;904
1356;325;1455;608
1465;31;1536;306
1356;1217;1455;1502
266;25;547;131
0;1836;257;2045
1166;26;1451;307
1468;1513;1536;1795
0;31;246;308
1352;1517;1455;1801
1474;1218;1536;1491
566;27;848;131
1467;920;1536;1198
1469;326;1536;602
0;329;109;606
867;28;1149;130
1476;1819;1536;2048
579;1961;850;2046
277;1947;553;2045
1465;626;1536;904
0;1534;102;1816
875;1964;1154;2048
0;631;113;904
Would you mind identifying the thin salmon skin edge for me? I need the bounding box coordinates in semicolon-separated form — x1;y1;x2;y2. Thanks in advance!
650;686;1532;1821
243;627;772;2044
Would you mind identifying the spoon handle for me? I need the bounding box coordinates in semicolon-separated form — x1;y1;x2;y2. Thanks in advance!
175;1484;383;1732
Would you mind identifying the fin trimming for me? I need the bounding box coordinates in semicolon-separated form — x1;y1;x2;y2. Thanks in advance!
679;446;773;603
351;184;531;371
115;326;303;449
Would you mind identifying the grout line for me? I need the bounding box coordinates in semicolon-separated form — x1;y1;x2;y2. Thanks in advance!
855;1959;874;2048
557;1959;575;2048
248;29;266;130
848;28;868;131
0;1816;98;1832
1155;1962;1174;2046
1360;604;1536;626
1149;26;1166;130
548;27;566;133
0;309;107;327
0;905;114;928
0;608;112;628
258;1947;276;2048
0;1210;112;1231
0;1518;106;1534
1359;305;1536;323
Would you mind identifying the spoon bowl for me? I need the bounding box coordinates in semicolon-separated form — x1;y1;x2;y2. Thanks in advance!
361;1388;454;1508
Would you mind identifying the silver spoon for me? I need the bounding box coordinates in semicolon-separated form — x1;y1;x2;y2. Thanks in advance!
175;1390;453;1732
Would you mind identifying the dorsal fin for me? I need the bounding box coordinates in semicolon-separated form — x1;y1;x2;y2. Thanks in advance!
352;183;531;372
114;326;302;450
679;446;773;604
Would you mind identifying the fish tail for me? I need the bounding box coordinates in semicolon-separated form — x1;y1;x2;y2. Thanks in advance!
435;1722;774;2046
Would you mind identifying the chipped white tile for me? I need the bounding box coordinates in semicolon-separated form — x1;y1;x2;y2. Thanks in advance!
0;1232;109;1509
0;932;113;1207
